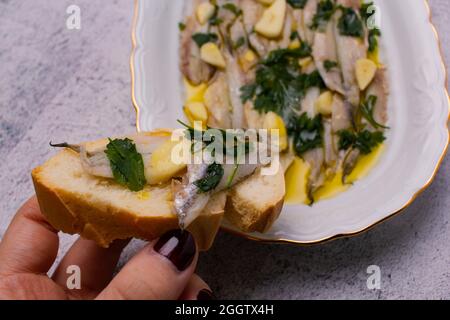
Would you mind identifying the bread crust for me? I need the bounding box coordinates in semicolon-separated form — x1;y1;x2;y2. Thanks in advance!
225;188;284;233
224;164;286;233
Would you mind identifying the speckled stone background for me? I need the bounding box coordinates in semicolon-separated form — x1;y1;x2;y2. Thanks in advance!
0;0;448;300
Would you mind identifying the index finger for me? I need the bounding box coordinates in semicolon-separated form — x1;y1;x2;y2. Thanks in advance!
0;197;59;276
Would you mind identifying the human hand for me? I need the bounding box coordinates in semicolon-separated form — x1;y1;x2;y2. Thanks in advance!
0;197;214;300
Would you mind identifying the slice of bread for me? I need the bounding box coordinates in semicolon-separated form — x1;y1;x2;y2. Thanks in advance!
225;167;284;233
224;154;292;233
32;149;225;251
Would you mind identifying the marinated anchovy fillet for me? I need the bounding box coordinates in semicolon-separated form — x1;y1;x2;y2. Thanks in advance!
174;159;213;229
331;93;352;133
342;147;360;179
334;0;368;107
302;87;321;117
292;8;305;42
312;14;345;94
365;68;389;130
338;0;361;9
303;148;326;201
323;119;338;176
174;139;268;228
279;6;295;49
303;0;318;45
225;52;247;129
51;133;170;180
240;0;269;57
244;100;265;129
180;15;215;85
211;0;256;129
204;73;233;128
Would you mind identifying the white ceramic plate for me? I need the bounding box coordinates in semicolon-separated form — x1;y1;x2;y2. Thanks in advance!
131;0;449;244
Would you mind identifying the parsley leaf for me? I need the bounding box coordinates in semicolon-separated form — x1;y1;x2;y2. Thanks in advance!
240;45;324;116
324;60;338;72
104;138;147;192
177;120;252;160
209;16;223;26
261;44;312;65
359;95;389;130
338;130;356;151
194;163;224;193
287;0;308;9
288;113;324;155
240;83;257;103
233;36;246;49
192;33;218;48
290;30;300;41
338;7;364;38
222;3;242;16
208;5;223;26
368;28;381;52
338;129;385;155
311;0;336;31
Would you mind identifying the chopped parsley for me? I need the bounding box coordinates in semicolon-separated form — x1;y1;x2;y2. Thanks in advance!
194;163;224;193
338;129;385;155
222;3;242;17
359;95;389;130
178;22;186;31
324;60;338;72
287;113;324;155
368;28;381;53
208;5;223;26
240;83;258;105
310;0;336;31
240;45;325;116
104;138;147;192
261;44;312;64
287;0;308;9
192;33;218;48
233;36;246;50
338;7;364;38
177;120;252;160
290;30;300;41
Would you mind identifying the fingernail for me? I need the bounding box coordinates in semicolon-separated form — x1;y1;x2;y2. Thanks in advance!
197;289;215;300
154;229;196;271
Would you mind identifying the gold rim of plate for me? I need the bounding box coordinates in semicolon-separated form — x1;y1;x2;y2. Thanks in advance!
129;0;450;246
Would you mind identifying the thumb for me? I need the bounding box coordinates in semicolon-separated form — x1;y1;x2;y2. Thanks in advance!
96;230;197;300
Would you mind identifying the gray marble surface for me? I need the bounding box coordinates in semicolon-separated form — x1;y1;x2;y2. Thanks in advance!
0;0;448;300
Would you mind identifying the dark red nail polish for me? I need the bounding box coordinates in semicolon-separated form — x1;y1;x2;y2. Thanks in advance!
197;289;215;300
154;229;196;271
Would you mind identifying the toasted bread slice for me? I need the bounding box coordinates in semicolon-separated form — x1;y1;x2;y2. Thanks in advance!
225;166;284;233
225;154;293;232
224;154;293;233
32;149;225;250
